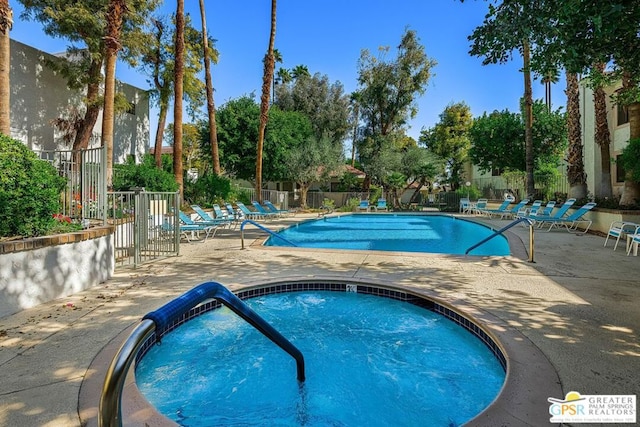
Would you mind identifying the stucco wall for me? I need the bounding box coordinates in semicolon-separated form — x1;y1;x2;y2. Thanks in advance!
0;227;115;319
9;38;150;164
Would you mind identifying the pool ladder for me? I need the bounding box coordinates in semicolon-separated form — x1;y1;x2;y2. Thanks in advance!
465;217;535;262
99;281;305;427
240;219;298;249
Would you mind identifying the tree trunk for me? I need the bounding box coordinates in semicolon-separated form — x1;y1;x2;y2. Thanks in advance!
255;0;277;203
523;40;535;198
593;63;613;198
199;0;220;175
173;0;185;199
0;1;11;135
299;183;309;209
73;74;101;153
565;72;588;199
154;101;168;168
620;101;640;206
102;0;126;189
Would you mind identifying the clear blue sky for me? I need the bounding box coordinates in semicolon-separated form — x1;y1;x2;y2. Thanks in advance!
8;0;566;145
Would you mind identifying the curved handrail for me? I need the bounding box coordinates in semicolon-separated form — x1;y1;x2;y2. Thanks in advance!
465;217;534;258
240;218;297;249
99;281;305;427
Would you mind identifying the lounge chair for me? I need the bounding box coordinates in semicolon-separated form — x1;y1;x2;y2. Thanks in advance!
374;198;388;211
357;200;370;212
529;198;576;225
251;201;280;219
191;205;232;228
492;199;530;219
173;212;218;242
236;201;267;221
264;200;291;217
473;198;488;215
534;202;597;233
478;199;511;217
538;201;556;216
605;221;640;251
225;203;240;221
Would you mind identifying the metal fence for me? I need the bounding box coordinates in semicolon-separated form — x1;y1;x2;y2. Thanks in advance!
108;190;180;268
234;187;290;210
36;146;107;222
472;174;570;201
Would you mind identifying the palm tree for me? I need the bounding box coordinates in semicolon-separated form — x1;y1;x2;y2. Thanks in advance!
292;64;310;80
565;71;587;199
0;0;12;135
198;0;220;175
174;0;185;198
102;0;126;188
255;0;277;202
592;63;613;198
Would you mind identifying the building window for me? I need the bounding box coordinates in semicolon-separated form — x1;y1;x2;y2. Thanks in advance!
616;154;626;182
126;102;136;115
491;167;502;177
617;104;629;126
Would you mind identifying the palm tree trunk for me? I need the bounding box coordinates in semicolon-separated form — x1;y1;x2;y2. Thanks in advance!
523;40;535;198
566;72;587;199
199;0;220;175
0;1;12;135
102;0;126;189
256;0;277;203
173;0;185;199
593;63;613;198
620;101;640;206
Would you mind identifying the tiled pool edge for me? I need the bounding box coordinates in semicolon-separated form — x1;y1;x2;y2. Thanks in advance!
80;276;561;426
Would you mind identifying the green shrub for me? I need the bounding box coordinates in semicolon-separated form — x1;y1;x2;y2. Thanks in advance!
0;135;66;237
620;138;640;183
112;155;178;192
183;173;232;206
339;197;360;212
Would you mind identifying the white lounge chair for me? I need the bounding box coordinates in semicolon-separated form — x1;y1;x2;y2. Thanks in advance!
604;221;640;251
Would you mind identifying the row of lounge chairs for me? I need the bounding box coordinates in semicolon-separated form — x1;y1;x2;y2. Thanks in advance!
172;201;292;242
469;198;597;234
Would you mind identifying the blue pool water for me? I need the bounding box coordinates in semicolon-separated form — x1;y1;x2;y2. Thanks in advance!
264;214;510;256
136;291;505;426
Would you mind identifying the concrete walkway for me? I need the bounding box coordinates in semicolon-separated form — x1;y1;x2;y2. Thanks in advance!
1;213;639;426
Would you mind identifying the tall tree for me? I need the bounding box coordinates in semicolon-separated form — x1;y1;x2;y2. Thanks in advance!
592;63;613;198
18;0;157;154
565;72;587;199
102;0;127;187
255;0;277;202
274;72;350;142
419;102;473;190
467;1;550;199
543;1;640;205
198;0;220;175
173;0;185;198
0;0;11;135
141;15;208;168
356;28;436;188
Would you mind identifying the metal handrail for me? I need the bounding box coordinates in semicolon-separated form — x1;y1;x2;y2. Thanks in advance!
99;281;305;427
240;219;298;249
465;217;535;262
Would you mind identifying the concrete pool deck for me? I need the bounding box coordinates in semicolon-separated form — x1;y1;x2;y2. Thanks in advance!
1;212;639;426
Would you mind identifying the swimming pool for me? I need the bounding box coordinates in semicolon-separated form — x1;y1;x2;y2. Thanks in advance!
135;283;506;426
264;214;510;256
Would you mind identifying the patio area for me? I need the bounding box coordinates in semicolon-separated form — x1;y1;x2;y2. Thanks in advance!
0;212;638;426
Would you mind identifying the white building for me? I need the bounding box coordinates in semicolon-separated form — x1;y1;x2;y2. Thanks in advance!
8;38;150;163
